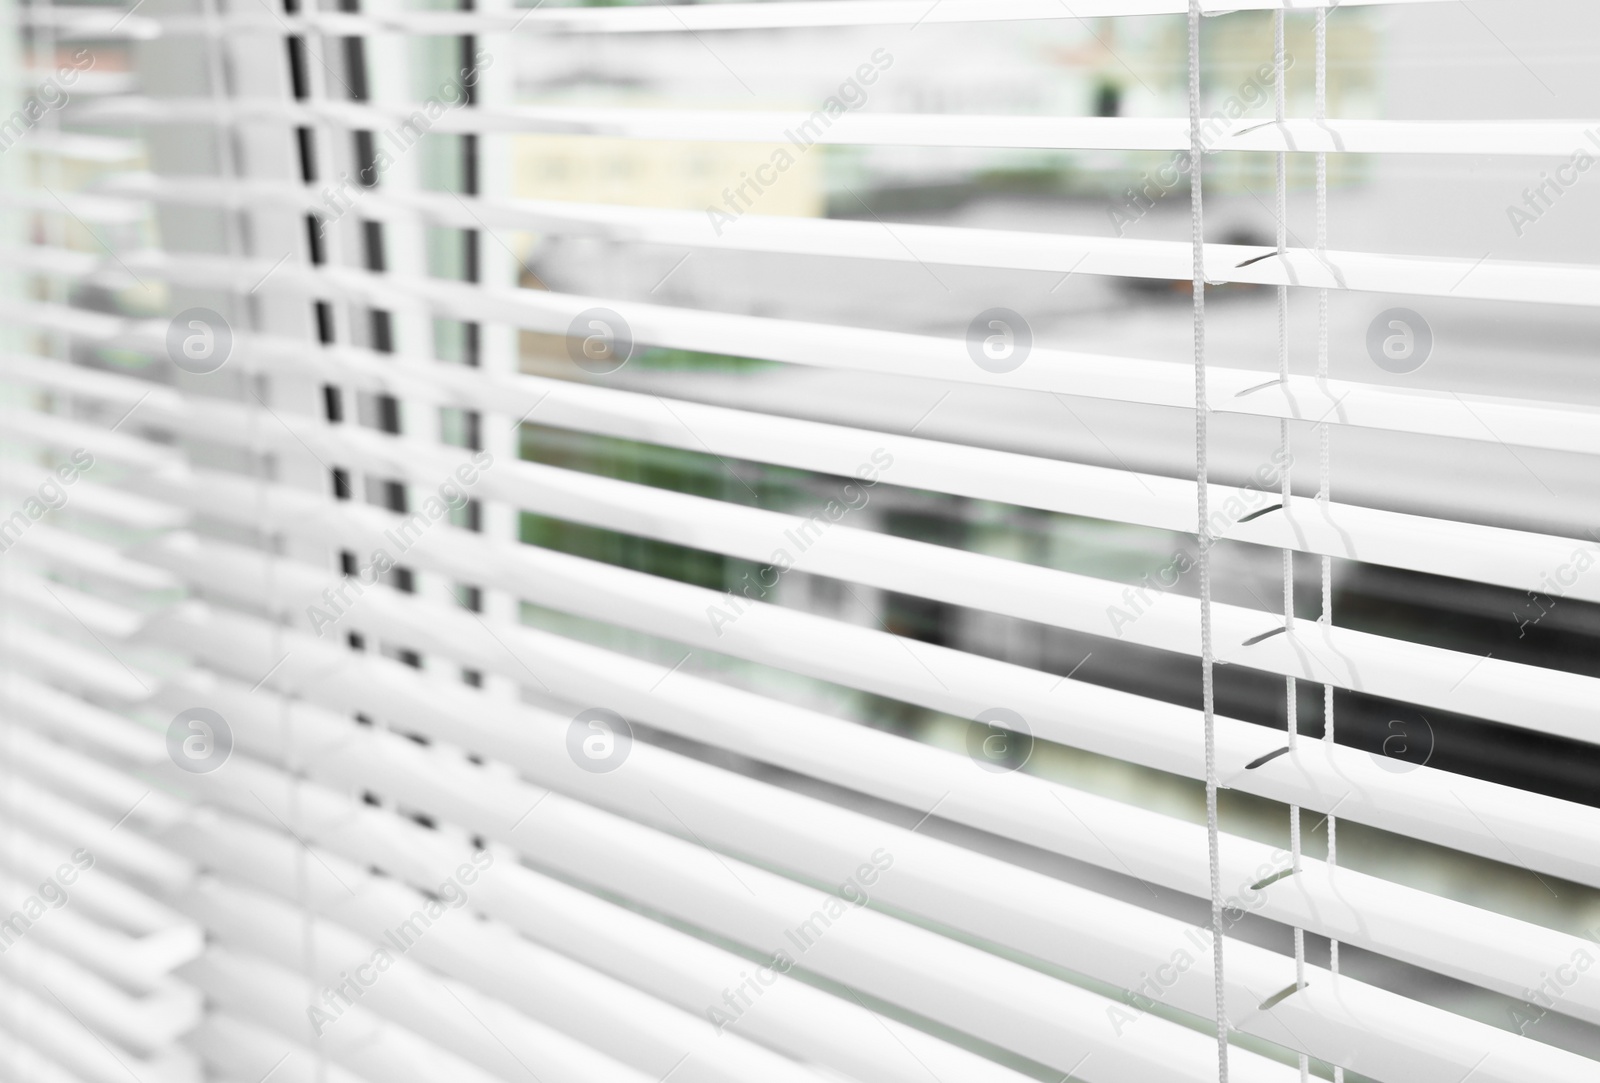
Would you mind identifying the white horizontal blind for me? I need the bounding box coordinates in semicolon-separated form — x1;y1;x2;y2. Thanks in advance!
0;2;1598;1083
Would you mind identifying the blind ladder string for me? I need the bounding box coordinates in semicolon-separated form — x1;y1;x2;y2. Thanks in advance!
1190;2;1229;1080
1314;12;1343;1083
1272;12;1311;1083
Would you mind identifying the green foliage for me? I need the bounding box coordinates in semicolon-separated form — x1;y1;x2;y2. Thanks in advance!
630;346;776;374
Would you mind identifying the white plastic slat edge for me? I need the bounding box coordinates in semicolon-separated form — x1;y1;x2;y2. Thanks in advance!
66;100;1600;157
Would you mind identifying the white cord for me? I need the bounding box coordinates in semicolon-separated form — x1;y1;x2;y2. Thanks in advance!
1275;13;1308;1082
1314;12;1343;1083
214;0;327;1070
1190;3;1228;1080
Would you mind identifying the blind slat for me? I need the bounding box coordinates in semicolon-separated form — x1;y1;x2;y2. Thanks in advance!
135;595;1600;1034
144;676;1600;1081
7;0;1597;1076
32;0;1458;39
75;101;1600;157
6;348;1593;609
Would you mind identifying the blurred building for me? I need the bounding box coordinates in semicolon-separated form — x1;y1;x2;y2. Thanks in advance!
508;12;1600;1043
514;132;823;215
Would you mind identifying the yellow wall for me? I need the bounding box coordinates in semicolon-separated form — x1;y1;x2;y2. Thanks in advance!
512;133;824;218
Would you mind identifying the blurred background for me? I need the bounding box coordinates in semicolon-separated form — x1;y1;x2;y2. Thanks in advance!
506;2;1600;1058
507;7;1600;1042
4;0;1600;1073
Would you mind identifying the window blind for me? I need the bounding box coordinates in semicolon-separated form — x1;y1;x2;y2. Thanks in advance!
1;2;1597;1083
